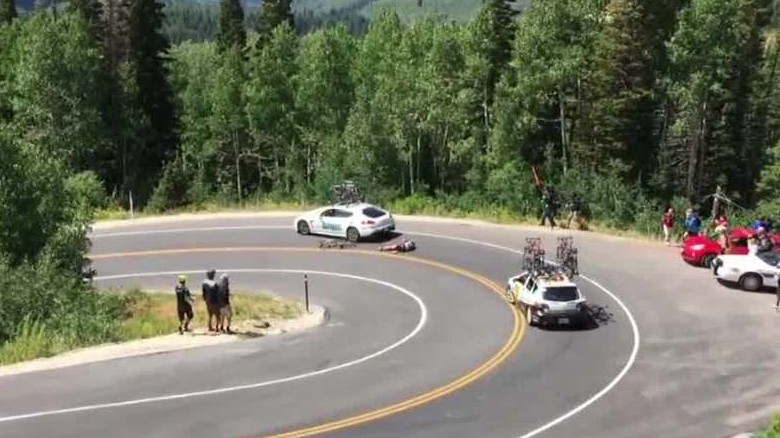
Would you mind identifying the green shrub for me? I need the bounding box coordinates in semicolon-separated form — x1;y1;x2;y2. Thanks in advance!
0;259;123;353
756;414;780;438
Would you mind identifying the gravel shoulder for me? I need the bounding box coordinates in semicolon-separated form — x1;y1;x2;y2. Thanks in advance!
0;304;327;378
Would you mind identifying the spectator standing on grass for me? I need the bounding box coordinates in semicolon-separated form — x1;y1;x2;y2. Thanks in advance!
217;273;233;334
662;207;675;245
202;269;220;332
175;275;193;334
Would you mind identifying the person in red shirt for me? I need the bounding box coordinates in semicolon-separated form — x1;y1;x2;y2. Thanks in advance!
662;207;675;245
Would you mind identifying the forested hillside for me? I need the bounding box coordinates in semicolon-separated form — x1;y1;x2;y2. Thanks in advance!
3;0;780;226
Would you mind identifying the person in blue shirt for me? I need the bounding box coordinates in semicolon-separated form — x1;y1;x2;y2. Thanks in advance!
754;217;774;233
684;209;702;238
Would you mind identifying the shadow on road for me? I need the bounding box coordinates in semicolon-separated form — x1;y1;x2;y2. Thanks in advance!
716;278;779;294
585;303;616;328
534;304;616;332
310;232;406;249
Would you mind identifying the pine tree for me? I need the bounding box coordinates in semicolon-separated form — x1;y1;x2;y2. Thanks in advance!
0;0;16;25
217;0;246;51
68;0;103;39
125;0;179;203
256;0;294;45
576;0;655;182
476;0;519;112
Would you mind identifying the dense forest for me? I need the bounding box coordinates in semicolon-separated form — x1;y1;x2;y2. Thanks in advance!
4;0;780;353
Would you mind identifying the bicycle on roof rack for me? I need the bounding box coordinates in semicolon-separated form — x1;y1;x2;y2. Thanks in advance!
556;236;579;277
522;237;547;273
331;180;364;205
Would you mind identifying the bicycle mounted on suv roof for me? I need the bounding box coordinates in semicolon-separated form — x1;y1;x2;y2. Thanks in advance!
556;236;579;277
331;180;364;205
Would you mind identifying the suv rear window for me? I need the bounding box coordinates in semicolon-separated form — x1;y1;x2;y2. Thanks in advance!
543;286;578;302
362;207;386;218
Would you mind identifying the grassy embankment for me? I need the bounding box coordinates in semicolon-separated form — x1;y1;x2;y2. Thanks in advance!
0;288;302;366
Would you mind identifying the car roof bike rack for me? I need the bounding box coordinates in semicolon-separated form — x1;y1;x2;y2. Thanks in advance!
331;180;365;205
555;236;579;277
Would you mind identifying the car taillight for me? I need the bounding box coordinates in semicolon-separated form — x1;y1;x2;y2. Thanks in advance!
362;220;375;225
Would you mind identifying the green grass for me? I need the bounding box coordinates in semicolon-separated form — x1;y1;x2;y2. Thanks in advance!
755;414;780;438
0;288;302;366
94;199;314;221
116;288;302;339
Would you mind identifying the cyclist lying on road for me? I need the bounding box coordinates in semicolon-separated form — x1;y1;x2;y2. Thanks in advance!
378;238;416;253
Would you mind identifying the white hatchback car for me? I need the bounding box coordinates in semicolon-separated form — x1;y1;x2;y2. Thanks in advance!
294;203;396;242
712;251;780;291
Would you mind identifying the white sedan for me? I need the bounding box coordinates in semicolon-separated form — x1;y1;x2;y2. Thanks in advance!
294;203;396;242
712;251;780;291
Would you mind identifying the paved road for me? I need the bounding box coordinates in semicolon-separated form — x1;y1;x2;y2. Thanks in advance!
0;215;776;438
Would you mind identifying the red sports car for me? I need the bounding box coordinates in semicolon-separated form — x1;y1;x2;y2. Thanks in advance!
680;227;780;268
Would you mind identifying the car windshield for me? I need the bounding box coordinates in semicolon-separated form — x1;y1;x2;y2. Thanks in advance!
543;286;579;302
362;207;386;218
758;251;780;266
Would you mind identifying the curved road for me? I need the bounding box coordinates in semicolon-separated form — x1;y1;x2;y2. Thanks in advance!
0;214;777;438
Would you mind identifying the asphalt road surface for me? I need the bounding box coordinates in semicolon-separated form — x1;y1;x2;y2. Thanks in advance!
0;214;777;438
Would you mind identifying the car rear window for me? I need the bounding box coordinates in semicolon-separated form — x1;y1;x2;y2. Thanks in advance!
543;286;578;302
362;207;386;218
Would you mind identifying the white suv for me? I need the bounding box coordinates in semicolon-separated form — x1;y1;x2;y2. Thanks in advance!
506;270;589;328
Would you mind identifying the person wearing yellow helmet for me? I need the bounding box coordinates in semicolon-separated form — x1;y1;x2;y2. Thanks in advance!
175;275;193;334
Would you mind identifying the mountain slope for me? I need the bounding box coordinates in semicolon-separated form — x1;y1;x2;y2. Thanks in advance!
295;0;496;21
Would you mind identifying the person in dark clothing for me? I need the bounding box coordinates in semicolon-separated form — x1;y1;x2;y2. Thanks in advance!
566;193;583;229
175;275;193;334
217;273;233;334
202;269;220;332
540;187;558;229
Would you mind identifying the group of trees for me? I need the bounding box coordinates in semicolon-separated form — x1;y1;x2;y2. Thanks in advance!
155;0;780;228
4;0;780;225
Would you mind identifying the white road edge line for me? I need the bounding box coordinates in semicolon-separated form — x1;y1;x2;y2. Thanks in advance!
90;224;641;437
0;269;428;424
